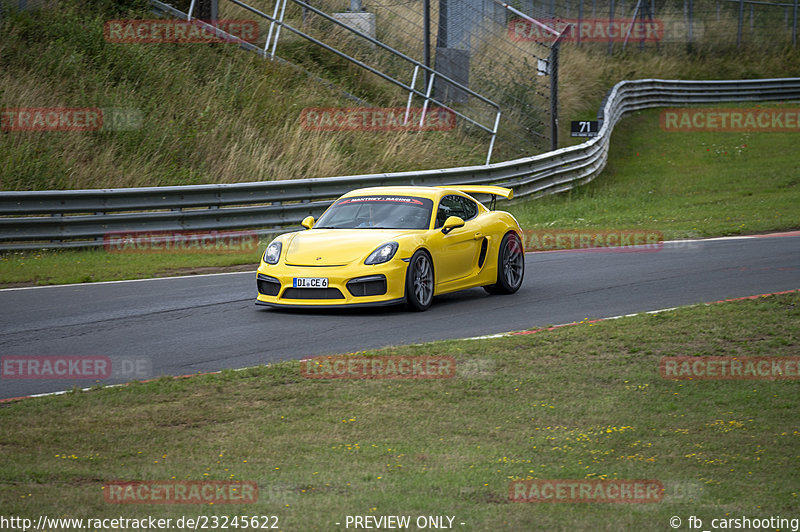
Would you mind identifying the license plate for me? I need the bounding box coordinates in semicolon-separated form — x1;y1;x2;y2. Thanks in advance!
293;277;328;288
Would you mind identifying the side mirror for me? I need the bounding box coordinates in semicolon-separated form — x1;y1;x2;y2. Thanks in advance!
301;216;315;230
441;216;465;235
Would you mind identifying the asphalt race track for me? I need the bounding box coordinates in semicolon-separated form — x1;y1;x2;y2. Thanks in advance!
1;234;798;400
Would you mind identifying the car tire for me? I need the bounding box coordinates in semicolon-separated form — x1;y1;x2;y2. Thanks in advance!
405;250;434;311
484;232;524;295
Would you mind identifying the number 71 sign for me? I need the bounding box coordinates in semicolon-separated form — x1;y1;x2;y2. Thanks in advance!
570;120;600;137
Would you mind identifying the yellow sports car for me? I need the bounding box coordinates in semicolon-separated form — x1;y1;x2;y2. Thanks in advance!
255;185;524;311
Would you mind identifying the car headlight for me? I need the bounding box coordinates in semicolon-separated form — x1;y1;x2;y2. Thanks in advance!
365;242;399;265
263;241;282;265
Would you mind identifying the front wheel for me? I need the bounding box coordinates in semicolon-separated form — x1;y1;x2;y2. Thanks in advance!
484;232;524;295
405;250;434;311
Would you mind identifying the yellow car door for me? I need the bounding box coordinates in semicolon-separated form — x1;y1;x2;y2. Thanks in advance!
429;194;484;285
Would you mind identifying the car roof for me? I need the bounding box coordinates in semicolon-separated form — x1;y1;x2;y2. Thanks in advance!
342;186;462;201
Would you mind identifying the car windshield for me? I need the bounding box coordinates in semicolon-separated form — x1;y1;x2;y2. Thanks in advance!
314;195;434;230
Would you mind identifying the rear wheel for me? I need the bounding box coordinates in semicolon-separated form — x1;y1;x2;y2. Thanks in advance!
405;250;434;311
484;232;524;295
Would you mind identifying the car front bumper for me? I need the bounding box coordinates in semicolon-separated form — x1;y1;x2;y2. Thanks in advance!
255;259;409;308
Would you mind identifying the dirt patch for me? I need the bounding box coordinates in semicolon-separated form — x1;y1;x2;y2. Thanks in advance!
152;263;259;277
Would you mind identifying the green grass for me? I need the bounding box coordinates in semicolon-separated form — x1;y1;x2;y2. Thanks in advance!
507;103;800;239
1;292;798;530
0;246;260;287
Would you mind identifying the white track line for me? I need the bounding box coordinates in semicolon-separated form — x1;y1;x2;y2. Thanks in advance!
463;306;683;341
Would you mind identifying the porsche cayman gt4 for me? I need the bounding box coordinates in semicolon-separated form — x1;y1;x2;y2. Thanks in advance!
255;185;524;311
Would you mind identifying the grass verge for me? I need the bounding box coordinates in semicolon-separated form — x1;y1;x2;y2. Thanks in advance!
0;247;259;288
0;292;798;530
507;104;800;239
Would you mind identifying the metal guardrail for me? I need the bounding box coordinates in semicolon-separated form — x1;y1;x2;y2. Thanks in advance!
2;77;800;250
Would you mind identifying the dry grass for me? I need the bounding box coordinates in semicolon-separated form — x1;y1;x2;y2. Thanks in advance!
557;41;800;143
0;0;488;190
2;0;798;190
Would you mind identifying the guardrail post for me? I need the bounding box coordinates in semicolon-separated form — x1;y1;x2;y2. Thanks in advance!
50;212;62;247
95;211;105;245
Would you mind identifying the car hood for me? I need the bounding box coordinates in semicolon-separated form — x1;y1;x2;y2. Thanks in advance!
284;229;415;266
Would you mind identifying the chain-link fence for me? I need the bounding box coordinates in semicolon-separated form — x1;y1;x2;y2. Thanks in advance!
8;0;794;160
210;0;556;158
512;0;798;50
186;0;799;159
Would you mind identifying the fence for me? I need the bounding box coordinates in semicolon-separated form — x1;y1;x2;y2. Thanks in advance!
2;77;799;250
511;0;799;50
153;0;799;163
163;0;556;158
